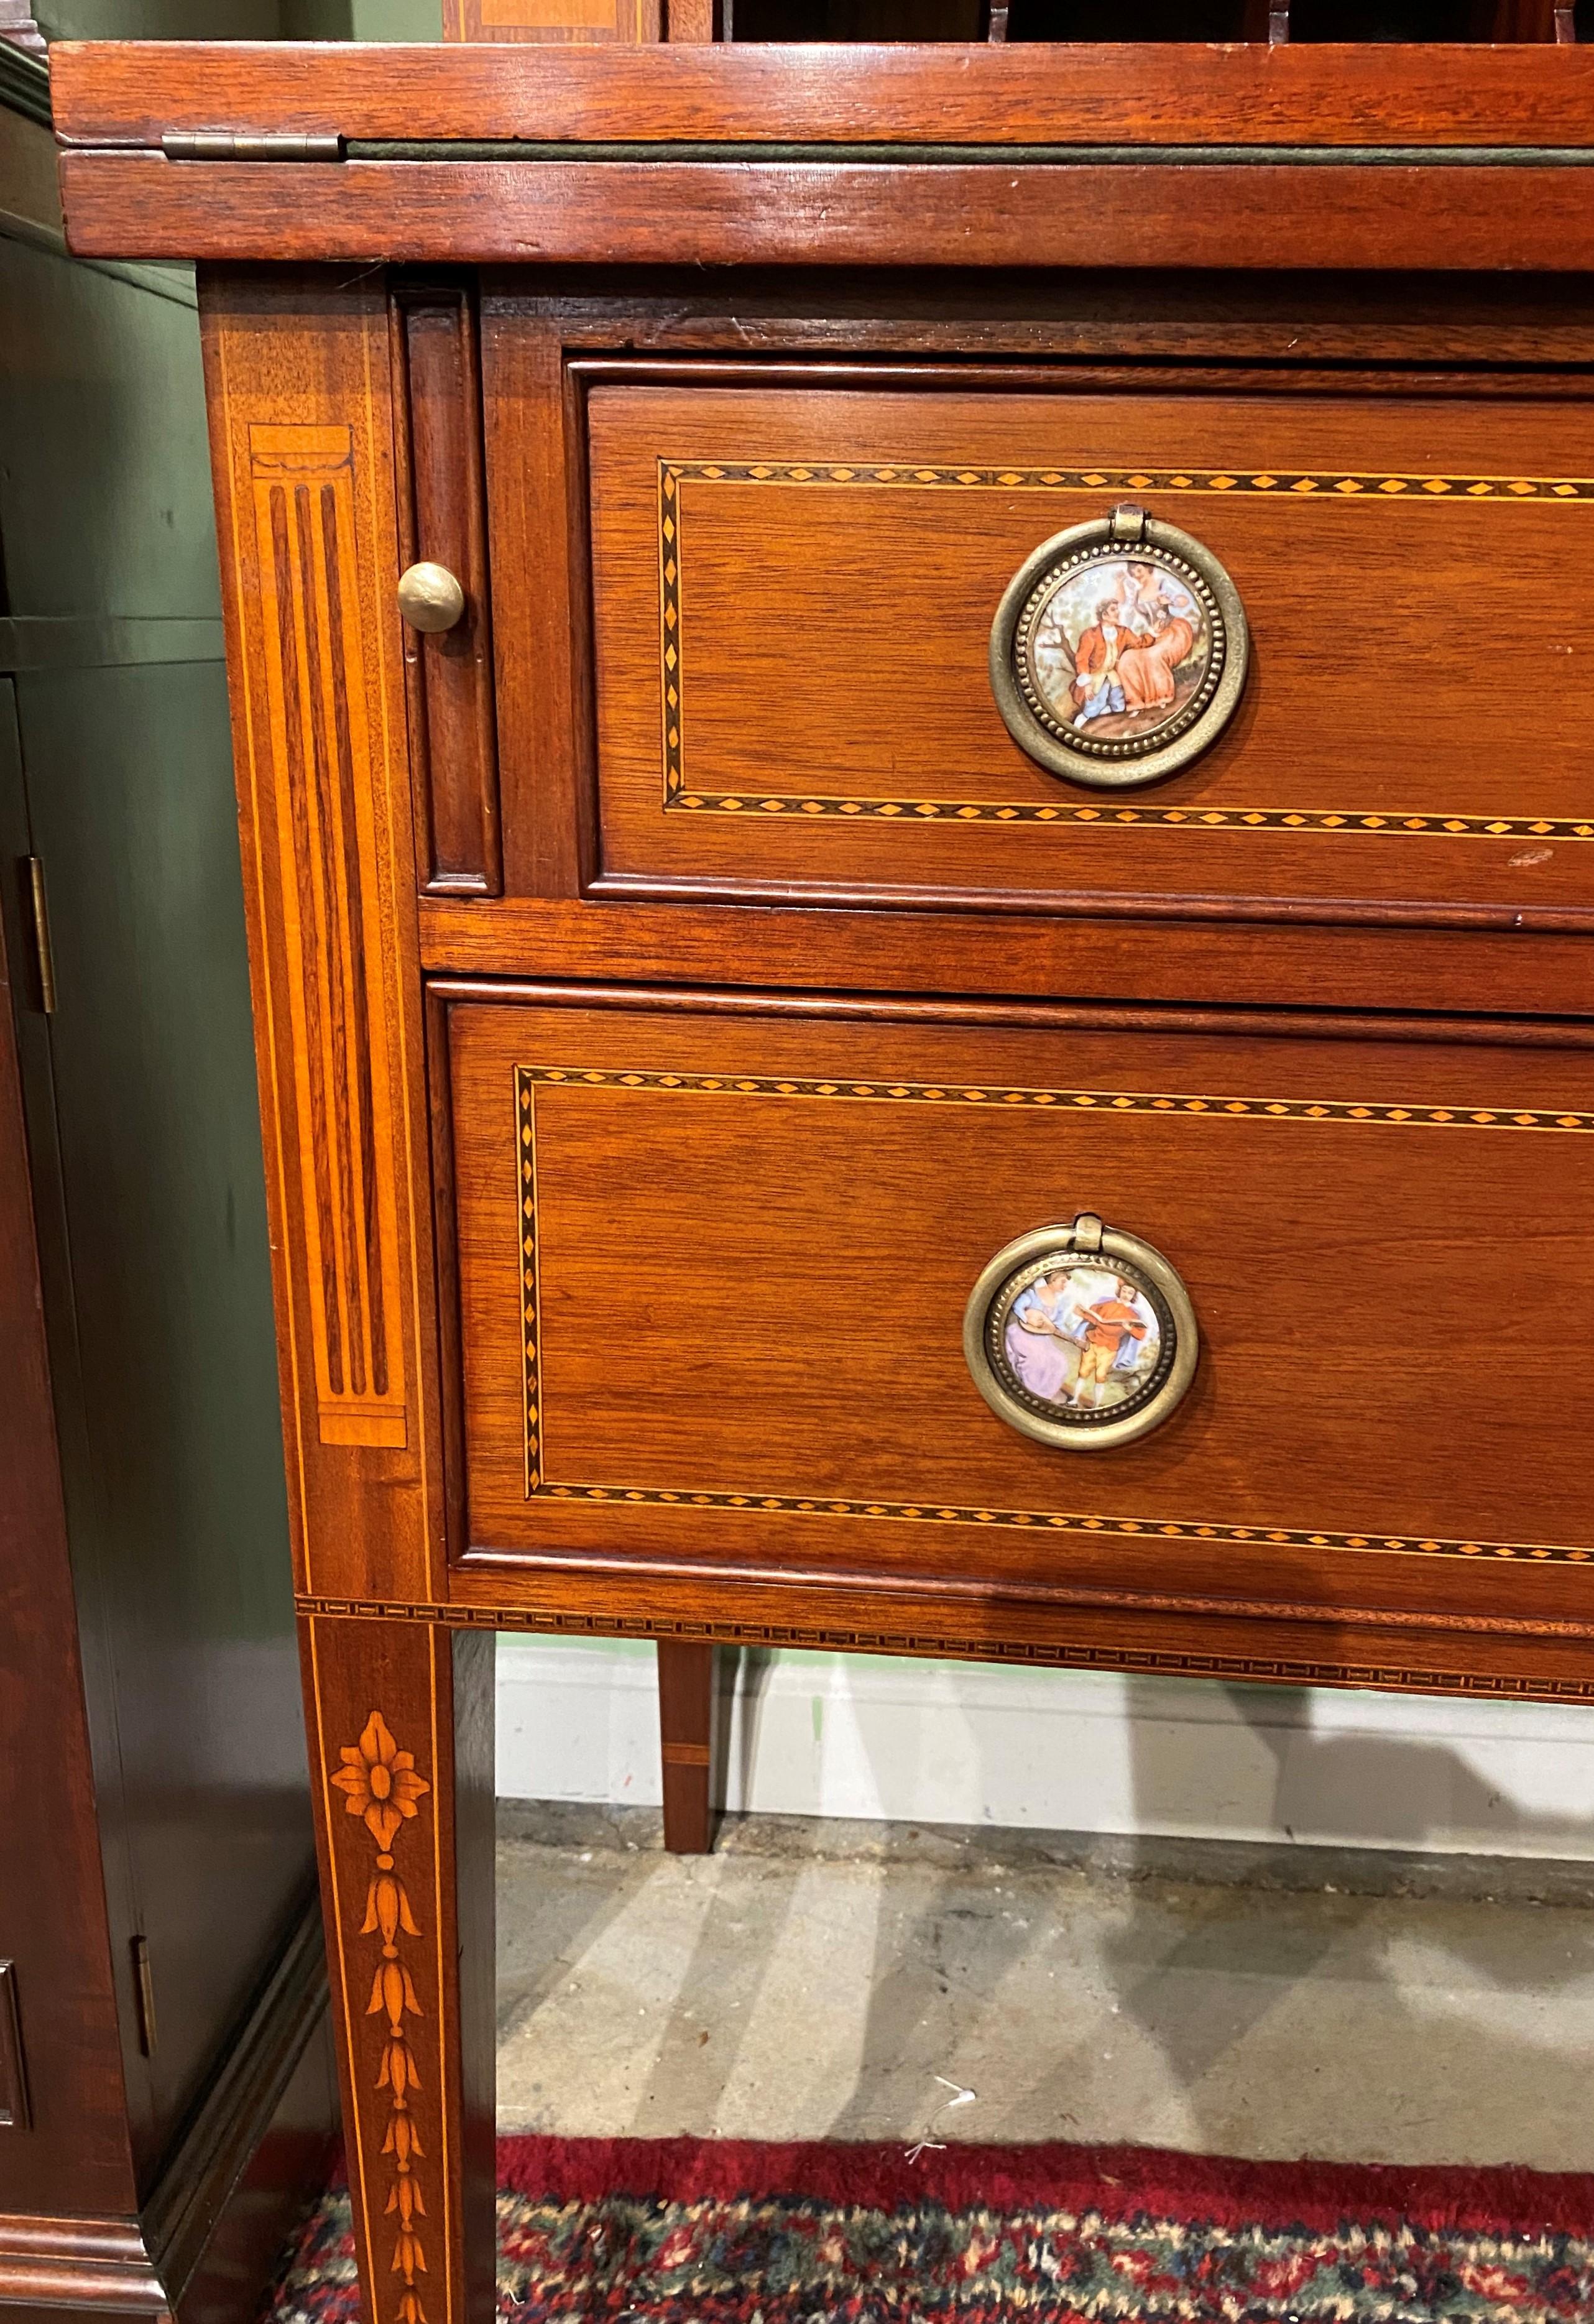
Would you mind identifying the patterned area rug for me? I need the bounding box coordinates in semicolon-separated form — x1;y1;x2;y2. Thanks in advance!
263;2134;1594;2322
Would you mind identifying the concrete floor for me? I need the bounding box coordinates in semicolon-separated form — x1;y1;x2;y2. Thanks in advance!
495;1806;1594;2172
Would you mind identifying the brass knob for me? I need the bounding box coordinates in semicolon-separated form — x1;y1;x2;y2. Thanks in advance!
396;560;466;634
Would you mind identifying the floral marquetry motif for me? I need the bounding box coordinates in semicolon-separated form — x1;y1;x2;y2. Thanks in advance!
331;1713;435;2324
333;1710;433;1851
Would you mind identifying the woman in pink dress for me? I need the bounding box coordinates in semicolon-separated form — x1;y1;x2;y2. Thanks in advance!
1117;601;1197;717
1003;1271;1083;1406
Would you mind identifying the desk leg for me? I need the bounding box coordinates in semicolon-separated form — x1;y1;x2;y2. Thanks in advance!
300;1612;496;2324
658;1641;716;1854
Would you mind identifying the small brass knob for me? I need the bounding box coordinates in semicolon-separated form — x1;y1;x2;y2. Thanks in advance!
397;560;466;634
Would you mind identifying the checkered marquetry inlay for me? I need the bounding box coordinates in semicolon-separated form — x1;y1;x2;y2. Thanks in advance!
656;459;1594;840
513;1063;1594;1567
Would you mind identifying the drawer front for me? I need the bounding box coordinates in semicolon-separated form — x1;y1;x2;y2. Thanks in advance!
446;990;1594;1637
586;382;1594;923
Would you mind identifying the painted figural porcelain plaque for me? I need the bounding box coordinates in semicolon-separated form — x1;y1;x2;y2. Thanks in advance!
964;1215;1199;1452
990;505;1248;789
1006;1261;1163;1413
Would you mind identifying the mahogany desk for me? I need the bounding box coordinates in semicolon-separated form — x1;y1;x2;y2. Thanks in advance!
52;40;1594;2324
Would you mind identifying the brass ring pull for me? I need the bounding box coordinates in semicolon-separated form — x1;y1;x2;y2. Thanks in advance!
396;560;466;634
990;503;1248;790
964;1214;1199;1451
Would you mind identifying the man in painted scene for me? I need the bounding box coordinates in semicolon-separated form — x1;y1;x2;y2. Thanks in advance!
1072;1278;1152;1408
1070;594;1136;727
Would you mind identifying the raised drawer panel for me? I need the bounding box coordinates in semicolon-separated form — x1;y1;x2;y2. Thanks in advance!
444;989;1594;1633
584;382;1594;923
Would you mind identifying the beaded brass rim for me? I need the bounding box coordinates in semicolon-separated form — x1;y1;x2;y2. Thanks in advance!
964;1215;1200;1452
990;508;1250;790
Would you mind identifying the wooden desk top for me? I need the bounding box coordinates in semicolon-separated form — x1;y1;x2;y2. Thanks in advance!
50;41;1594;270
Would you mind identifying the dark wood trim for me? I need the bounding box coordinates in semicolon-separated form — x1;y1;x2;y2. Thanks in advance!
0;1891;329;2317
56;154;1594;272
560;348;601;899
0;27;50;122
657;1641;716;1854
425;984;470;1574
0;2214;168;2314
489;270;1594;368
589;869;1594;941
143;1885;328;2308
417;895;1594;1021
0;742;136;2227
48;41;1594;153
476;300;596;899
563;348;1594;397
425;964;1594;1045
390;278;504;901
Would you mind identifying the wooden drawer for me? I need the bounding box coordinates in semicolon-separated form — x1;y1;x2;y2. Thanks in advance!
584;380;1594;926
443;986;1594;1639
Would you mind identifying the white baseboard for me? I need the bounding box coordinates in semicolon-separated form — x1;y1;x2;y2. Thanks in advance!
495;1636;1594;1860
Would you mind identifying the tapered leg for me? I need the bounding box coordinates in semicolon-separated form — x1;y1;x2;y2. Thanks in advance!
656;1640;716;1854
300;1613;496;2324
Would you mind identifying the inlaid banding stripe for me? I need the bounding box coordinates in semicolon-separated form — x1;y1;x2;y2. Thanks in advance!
657;457;1594;837
512;1063;1594;1567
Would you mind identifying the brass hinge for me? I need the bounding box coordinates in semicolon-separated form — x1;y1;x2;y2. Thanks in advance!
160;132;345;162
23;855;53;1017
0;1962;31;2131
130;1935;158;2057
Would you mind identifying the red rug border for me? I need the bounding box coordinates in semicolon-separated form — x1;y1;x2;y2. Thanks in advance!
495;2131;1594;2239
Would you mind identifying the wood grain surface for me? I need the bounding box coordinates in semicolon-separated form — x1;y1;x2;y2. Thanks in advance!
441;985;1594;1648
656;1640;716;1851
310;1580;1594;1703
584;379;1594;925
443;0;663;40
416;892;1594;1019
48;40;1594;151
57;154;1594;273
0;830;133;2226
108;132;1594;2324
491;272;1594;380
301;1613;493;2324
392;282;504;898
477;300;597;898
200;275;444;1599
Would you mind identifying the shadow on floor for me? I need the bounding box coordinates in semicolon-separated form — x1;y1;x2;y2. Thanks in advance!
494;1661;1594;2168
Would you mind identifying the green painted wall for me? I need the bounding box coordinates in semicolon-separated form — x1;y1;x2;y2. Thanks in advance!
39;0;280;35
281;0;442;36
38;0;441;34
0;241;217;616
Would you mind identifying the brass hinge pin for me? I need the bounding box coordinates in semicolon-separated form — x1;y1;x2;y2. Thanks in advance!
160;132;344;162
24;856;54;1017
131;1936;157;2057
